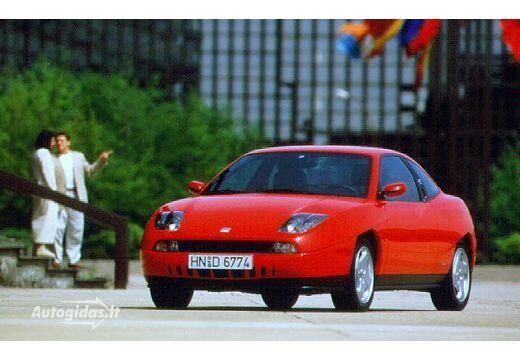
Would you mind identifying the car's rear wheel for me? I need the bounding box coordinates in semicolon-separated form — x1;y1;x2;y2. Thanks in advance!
331;239;375;311
149;281;194;309
430;244;472;311
261;289;299;310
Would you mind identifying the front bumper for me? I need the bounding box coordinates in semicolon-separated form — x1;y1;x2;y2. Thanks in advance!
144;275;348;294
141;245;352;294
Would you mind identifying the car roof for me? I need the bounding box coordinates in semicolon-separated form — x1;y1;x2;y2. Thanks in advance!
249;145;402;157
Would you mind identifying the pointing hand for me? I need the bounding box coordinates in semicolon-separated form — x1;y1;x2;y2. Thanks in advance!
99;150;113;163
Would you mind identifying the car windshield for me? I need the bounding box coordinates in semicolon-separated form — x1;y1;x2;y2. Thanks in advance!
203;152;371;197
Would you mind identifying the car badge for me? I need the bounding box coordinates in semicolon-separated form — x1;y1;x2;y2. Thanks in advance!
220;227;232;233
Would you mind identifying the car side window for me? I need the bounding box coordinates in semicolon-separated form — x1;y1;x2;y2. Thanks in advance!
379;156;420;202
405;159;440;200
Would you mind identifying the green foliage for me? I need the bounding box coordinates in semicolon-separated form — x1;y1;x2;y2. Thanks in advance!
128;222;144;258
0;227;33;254
492;233;520;264
83;222;143;259
0;227;32;243
0;60;266;258
489;141;520;263
83;229;115;259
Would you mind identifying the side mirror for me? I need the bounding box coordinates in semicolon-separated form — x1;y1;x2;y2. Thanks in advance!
380;182;407;198
188;180;206;195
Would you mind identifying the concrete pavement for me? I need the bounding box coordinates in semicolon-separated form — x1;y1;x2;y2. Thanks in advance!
0;266;518;340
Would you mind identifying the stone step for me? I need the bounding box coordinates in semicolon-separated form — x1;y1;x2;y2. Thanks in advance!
0;240;110;289
0;239;26;285
74;277;108;289
44;268;78;289
0;250;23;274
0;256;18;286
0;242;27;259
14;256;54;287
47;268;78;276
0;243;27;250
17;256;53;268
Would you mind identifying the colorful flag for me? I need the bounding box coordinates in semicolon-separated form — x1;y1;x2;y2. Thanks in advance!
398;20;425;51
397;20;441;89
500;19;520;62
337;22;369;59
337;19;519;91
414;42;433;90
406;20;441;56
365;19;405;58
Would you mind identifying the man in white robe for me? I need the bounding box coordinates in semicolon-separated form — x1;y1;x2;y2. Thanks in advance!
31;131;64;258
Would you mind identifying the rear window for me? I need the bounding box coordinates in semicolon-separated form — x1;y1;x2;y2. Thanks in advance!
405;159;441;200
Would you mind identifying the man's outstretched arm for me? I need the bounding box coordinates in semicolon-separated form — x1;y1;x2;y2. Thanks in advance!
82;150;112;177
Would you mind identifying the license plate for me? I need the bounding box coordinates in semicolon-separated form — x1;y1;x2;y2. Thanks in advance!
188;254;253;270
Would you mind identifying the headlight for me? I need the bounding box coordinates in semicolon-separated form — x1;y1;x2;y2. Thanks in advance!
153;240;179;252
272;242;297;253
154;211;184;231
279;213;328;234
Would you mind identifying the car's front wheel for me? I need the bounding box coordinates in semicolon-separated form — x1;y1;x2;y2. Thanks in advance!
261;289;299;310
331;239;375;311
149;281;194;309
430;244;472;311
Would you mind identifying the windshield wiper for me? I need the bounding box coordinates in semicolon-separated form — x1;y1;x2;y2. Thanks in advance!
204;189;250;195
258;188;317;194
206;188;323;196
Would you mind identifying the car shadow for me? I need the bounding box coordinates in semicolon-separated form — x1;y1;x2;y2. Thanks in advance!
118;306;434;313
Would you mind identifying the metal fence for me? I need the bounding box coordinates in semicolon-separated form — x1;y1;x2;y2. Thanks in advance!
424;20;519;256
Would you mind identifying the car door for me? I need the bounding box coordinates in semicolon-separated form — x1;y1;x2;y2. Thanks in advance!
403;158;447;274
377;155;440;275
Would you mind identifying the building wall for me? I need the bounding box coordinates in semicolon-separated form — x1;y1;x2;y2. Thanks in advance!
198;19;428;143
0;20;200;98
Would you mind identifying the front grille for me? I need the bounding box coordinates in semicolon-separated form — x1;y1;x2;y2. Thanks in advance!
197;269;211;277
184;267;271;279
176;240;274;253
213;270;229;278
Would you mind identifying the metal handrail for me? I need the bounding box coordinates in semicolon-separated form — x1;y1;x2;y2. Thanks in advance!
0;170;129;289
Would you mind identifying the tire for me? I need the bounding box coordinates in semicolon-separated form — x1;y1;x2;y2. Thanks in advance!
261;289;299;310
149;281;194;309
331;239;375;311
430;244;472;311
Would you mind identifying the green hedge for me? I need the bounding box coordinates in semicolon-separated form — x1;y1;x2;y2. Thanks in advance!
0;61;266;258
492;233;520;264
489;141;520;263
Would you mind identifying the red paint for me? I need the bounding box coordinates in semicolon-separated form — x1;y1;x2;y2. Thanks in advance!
187;180;206;195
381;182;407;197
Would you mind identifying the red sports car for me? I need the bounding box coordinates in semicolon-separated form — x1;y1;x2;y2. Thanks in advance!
141;146;476;311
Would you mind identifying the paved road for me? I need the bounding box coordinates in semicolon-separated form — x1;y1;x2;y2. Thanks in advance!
1;270;519;340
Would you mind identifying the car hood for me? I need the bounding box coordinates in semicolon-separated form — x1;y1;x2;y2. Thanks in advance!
165;193;367;239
